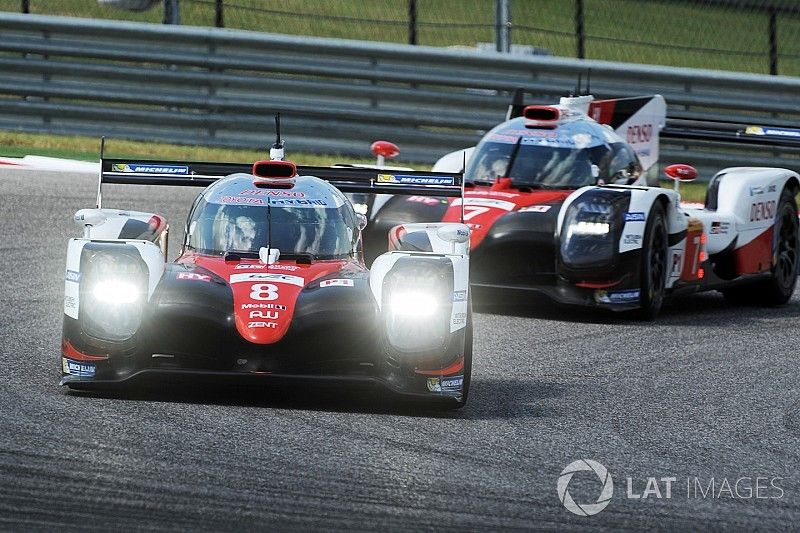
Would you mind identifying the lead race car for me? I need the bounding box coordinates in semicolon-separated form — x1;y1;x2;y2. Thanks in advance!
362;93;800;318
61;135;473;407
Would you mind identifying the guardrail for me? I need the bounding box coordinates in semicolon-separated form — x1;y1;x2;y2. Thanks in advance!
1;12;800;178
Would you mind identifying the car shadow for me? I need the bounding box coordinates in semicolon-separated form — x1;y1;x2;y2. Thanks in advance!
64;376;570;421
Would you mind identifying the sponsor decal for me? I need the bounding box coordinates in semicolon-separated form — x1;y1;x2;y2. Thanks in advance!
241;303;287;310
745;125;800;139
452;290;467;302
749;186;765;196
377;174;455;186
249;310;279;319
595;289;640;304
625;212;646;222
234;263;300;271
269;198;328;207
113;163;188;175
229;273;305;287
453;312;467;325
177;272;211;282
710;221;730;235
427;375;464;393
671;251;684;276
466;223;482;230
520;205;552;213
220;196;264;205
65;270;81;283
62;358;96;377
406;195;444;205
239;189;306;197
750;200;776;222
320;279;354;288
64;295;77;310
623;234;641;246
248;321;277;329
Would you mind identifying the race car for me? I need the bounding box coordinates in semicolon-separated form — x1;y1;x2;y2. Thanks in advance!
361;93;799;318
60;138;473;408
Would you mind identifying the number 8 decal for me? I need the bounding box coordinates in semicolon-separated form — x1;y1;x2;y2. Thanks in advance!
250;283;279;301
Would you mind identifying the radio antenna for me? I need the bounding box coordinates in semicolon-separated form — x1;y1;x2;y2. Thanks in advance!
95;136;105;208
270;113;285;161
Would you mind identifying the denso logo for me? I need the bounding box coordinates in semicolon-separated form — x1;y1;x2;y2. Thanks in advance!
750;200;776;222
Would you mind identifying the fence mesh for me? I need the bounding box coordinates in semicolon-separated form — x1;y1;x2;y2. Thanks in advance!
3;0;800;75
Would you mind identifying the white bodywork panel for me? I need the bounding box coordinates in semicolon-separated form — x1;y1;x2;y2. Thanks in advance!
369;223;470;333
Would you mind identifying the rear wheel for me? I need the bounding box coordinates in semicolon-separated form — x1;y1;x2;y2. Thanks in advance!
723;187;799;305
636;202;669;320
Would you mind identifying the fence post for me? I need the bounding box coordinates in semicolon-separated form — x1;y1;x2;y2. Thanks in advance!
408;0;417;45
768;8;778;75
21;0;29;13
495;0;510;53
164;0;180;25
576;0;585;59
215;0;224;28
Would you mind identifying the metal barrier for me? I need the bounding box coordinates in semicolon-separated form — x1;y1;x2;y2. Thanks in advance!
1;12;800;178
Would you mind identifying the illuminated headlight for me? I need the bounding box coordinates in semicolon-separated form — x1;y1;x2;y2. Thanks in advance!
80;244;149;342
382;259;453;353
560;192;628;269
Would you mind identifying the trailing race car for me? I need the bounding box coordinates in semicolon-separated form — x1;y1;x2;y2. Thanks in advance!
361;93;799;318
61;137;473;408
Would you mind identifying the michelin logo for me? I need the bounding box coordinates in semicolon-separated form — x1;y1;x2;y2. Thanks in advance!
113;163;189;175
377;174;455;186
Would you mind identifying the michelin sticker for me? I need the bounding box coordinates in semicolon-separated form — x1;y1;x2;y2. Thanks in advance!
595;289;640;304
427;375;463;393
377;174;455;186
113;163;189;175
62;358;96;377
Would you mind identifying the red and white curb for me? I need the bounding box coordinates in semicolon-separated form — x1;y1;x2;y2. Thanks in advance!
0;155;99;173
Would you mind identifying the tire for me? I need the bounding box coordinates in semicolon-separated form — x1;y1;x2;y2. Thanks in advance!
636;201;669;320
723;187;799;306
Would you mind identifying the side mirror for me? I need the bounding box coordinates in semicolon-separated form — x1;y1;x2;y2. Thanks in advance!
664;164;697;195
356;213;368;231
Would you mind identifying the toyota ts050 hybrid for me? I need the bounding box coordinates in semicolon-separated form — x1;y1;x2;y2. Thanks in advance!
60;138;473;408
360;93;799;318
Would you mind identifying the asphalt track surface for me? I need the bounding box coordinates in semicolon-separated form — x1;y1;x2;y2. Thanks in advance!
1;168;799;531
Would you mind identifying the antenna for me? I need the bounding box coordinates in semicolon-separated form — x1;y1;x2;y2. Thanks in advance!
270;113;285;161
573;73;582;97
95;136;105;208
506;87;526;120
460;151;466;224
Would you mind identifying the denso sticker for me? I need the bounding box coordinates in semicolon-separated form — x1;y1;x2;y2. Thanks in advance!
625;212;646;222
229;273;305;286
320;279;354;288
113;163;188;175
177;272;211;282
427;375;464;392
62;358;96;377
377;174;455;186
65;270;81;283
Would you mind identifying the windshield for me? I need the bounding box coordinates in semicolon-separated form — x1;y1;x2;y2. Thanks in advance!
466;139;612;189
187;198;356;259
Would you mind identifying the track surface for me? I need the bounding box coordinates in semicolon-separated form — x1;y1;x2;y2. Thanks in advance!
1;169;799;531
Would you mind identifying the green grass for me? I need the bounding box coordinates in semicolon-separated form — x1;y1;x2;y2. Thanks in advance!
1;0;798;75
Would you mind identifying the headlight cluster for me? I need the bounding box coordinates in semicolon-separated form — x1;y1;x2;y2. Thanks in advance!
382;258;453;353
80;244;149;342
560;191;628;269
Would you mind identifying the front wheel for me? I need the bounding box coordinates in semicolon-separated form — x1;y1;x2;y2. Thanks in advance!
636;201;669;320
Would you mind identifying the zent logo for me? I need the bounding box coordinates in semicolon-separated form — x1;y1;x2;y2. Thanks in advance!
557;459;614;516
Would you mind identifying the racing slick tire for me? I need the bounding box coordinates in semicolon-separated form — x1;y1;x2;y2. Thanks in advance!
723;187;799;306
635;201;669;320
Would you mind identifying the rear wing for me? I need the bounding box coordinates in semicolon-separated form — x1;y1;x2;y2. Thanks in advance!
98;158;463;207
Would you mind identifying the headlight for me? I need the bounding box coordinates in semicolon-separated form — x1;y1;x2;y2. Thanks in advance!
80;244;149;342
382;258;453;353
560;191;629;269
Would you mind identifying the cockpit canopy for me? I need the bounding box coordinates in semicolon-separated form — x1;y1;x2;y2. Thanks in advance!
186;174;358;259
466;116;642;189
